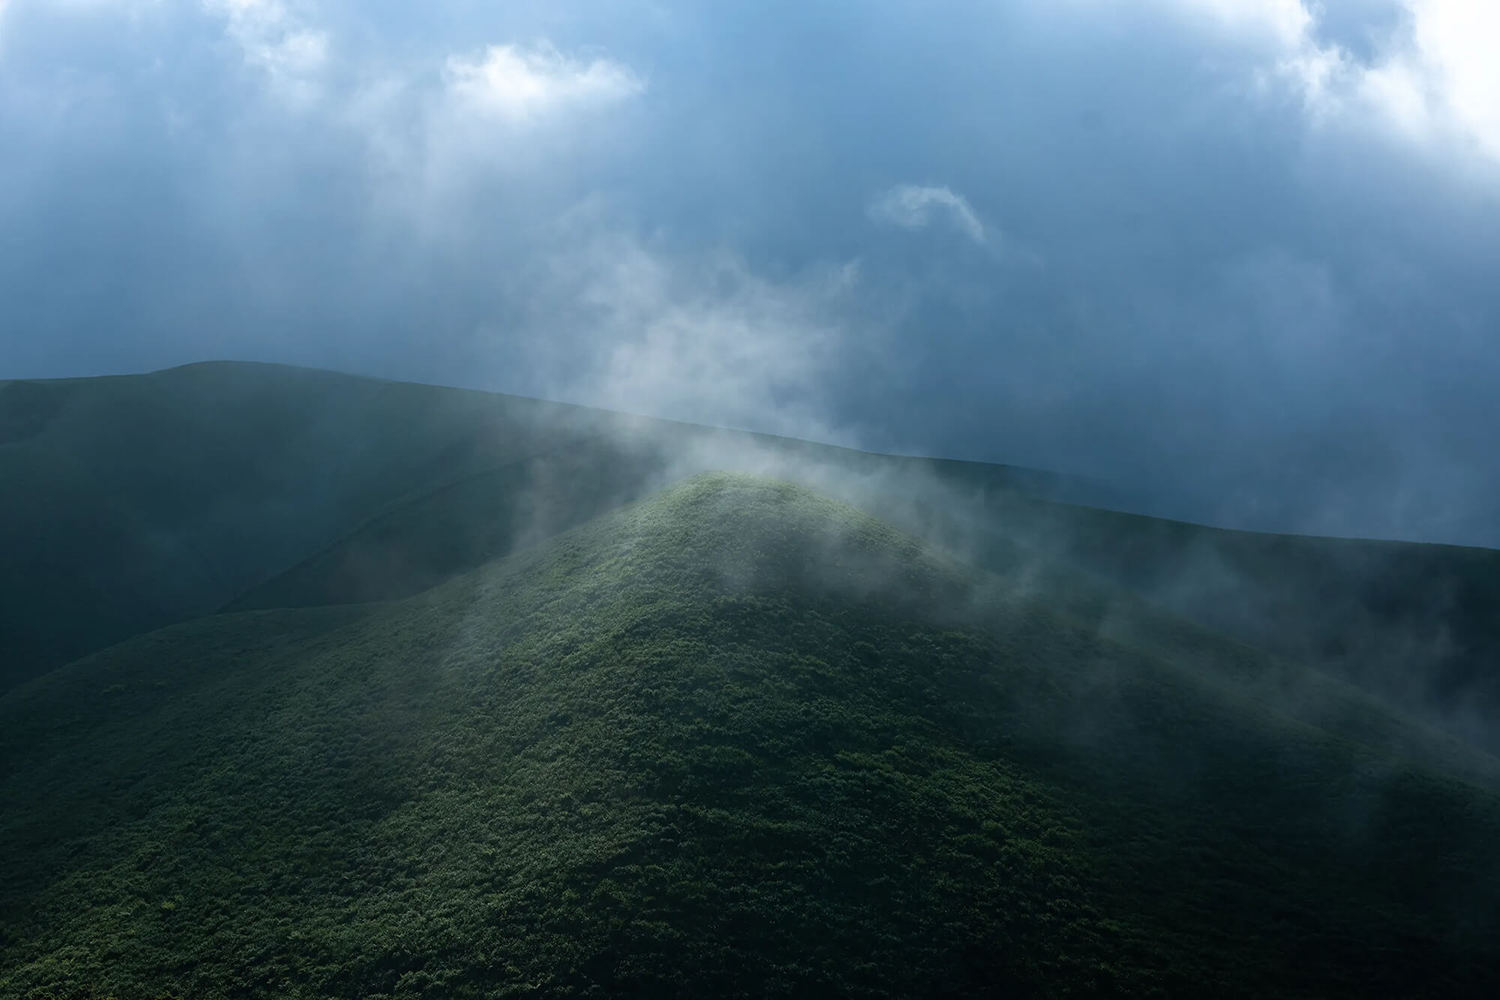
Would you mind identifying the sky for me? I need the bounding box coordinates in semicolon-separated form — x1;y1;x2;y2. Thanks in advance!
1;0;1497;545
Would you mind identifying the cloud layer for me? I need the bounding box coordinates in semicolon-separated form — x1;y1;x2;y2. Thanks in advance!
1;0;1497;545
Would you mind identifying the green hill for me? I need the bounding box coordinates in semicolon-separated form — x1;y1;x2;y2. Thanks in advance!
6;361;1500;753
3;474;1498;998
956;492;1500;750
0;363;603;688
0;362;1079;695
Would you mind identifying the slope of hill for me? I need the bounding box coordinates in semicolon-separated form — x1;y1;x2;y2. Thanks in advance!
3;474;1498;998
0;362;1083;694
959;491;1500;748
5;360;1500;751
0;363;598;688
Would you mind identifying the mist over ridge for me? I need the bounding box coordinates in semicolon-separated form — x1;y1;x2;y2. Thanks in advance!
3;360;1498;762
2;0;1499;545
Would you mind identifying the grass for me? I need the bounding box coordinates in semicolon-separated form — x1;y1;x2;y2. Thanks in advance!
2;473;1498;998
0;363;617;690
6;361;1499;758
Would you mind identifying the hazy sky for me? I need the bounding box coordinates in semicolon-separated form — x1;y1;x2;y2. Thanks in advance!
2;0;1497;545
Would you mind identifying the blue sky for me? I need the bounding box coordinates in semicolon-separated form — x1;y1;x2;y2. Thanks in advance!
2;0;1498;544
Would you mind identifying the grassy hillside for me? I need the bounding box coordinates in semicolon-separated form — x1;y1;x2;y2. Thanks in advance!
5;359;1500;747
0;362;1081;695
220;437;670;614
3;474;1498;998
959;491;1500;749
0;363;624;690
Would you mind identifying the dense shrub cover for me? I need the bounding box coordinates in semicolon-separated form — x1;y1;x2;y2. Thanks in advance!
2;474;1497;998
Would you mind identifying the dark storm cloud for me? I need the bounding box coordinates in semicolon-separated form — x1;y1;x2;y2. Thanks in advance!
0;0;1496;544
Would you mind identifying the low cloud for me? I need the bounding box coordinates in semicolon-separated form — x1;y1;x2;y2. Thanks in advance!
339;41;646;234
1165;0;1314;48
443;43;645;123
483;212;865;446
1166;0;1500;169
1354;0;1500;164
204;0;328;102
868;184;987;244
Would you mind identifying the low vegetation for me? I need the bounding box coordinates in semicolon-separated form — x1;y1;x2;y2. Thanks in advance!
11;361;1498;749
3;474;1497;998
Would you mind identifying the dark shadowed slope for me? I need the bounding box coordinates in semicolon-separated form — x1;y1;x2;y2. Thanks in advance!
951;492;1500;751
0;363;608;689
3;474;1498;999
219;436;671;613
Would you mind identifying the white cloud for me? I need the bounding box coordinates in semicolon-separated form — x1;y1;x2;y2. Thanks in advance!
1168;0;1314;49
868;184;987;244
203;0;328;101
484;210;863;444
1169;0;1500;168
346;44;644;229
570;241;858;441
1364;0;1500;162
443;43;644;123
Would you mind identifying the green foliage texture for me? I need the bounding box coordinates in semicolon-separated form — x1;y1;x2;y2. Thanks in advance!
3;474;1498;998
